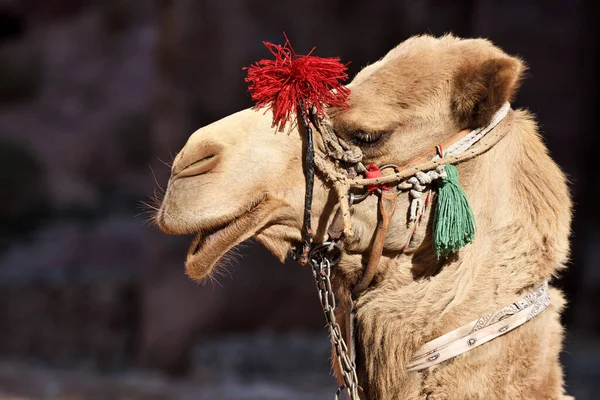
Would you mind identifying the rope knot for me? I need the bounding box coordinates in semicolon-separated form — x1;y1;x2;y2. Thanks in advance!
438;164;460;185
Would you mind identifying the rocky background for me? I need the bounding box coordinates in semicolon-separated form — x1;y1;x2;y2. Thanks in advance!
0;0;598;399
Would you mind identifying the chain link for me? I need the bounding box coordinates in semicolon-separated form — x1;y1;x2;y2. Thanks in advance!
309;244;361;400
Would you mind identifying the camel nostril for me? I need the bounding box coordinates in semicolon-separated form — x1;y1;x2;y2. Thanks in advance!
173;153;220;179
172;142;224;179
185;154;216;170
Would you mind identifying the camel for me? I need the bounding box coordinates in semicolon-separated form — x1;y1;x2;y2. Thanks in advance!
155;35;572;399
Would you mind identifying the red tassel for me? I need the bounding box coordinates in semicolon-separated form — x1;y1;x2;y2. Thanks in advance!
244;34;350;130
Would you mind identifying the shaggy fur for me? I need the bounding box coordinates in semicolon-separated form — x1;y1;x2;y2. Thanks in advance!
156;35;572;399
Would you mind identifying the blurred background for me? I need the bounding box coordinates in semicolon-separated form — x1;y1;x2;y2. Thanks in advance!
0;0;597;399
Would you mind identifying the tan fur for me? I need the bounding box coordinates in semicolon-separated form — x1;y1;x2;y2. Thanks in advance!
156;35;572;399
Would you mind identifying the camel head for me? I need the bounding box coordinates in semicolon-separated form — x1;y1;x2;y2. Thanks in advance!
155;35;524;281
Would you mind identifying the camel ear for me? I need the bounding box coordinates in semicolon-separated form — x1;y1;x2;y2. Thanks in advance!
451;57;524;129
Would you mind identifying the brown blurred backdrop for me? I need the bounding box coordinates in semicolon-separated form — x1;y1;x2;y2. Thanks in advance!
0;0;597;399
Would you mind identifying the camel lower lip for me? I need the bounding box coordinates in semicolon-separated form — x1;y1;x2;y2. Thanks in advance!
185;199;266;279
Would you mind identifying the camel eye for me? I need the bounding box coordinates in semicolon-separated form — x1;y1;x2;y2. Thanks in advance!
350;130;389;148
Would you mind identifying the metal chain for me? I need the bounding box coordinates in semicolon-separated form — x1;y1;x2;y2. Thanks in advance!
309;244;361;400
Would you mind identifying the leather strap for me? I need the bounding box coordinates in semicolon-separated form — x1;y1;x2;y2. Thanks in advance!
352;191;398;297
396;128;470;171
342;297;356;369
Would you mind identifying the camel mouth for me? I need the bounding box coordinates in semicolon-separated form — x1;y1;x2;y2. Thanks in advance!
184;196;269;279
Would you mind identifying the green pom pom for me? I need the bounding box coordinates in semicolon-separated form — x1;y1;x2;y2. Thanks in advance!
433;164;476;257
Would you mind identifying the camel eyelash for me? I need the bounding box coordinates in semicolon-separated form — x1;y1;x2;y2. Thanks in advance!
349;130;390;147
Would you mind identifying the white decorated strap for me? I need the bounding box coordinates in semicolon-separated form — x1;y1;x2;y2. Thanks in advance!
406;281;550;371
445;102;511;156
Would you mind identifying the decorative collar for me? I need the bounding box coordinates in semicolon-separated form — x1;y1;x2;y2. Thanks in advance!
407;281;551;371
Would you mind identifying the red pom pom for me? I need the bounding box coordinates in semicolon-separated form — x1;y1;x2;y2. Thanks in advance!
244;34;350;130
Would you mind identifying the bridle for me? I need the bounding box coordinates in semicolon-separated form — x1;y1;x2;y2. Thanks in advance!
292;102;512;400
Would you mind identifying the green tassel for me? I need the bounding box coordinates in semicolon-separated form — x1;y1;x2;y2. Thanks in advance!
433;164;476;257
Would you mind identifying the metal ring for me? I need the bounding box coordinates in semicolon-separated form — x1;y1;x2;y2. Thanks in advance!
378;163;399;172
308;241;342;266
349;191;371;205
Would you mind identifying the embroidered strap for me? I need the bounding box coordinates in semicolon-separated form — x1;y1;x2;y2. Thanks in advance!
407;281;551;371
